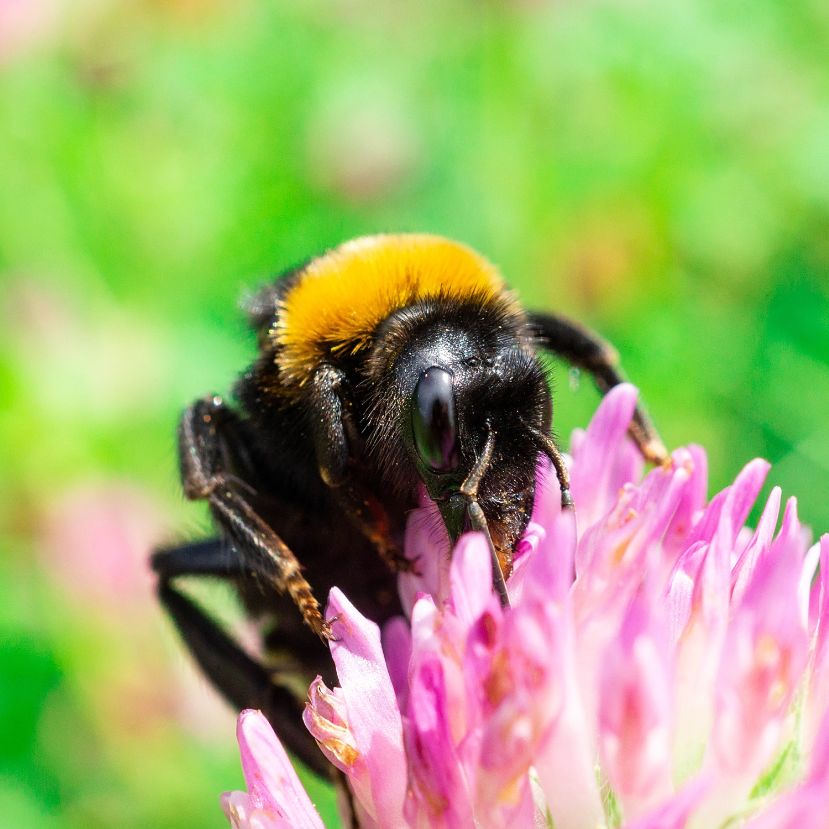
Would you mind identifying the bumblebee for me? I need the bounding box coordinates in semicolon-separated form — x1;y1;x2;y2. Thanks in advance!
152;234;665;776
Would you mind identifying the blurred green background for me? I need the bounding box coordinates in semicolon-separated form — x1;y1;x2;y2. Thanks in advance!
1;0;828;826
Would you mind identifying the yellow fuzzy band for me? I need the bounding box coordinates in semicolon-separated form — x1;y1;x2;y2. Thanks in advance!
274;234;509;386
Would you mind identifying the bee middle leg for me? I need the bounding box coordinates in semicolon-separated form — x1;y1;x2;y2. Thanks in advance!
176;395;331;638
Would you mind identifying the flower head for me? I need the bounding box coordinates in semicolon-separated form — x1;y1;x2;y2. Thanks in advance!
223;384;829;829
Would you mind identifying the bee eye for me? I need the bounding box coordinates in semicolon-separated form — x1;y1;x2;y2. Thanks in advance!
412;366;459;472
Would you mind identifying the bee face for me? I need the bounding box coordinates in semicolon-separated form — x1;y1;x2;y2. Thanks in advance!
368;305;552;570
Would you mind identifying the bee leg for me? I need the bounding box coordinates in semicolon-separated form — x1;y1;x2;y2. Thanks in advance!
336;485;416;574
156;579;330;778
177;396;332;640
310;365;412;573
528;311;669;465
151;537;238;577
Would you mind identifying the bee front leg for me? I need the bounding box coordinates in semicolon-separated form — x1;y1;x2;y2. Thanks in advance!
175;396;333;639
309;365;413;574
528;311;669;465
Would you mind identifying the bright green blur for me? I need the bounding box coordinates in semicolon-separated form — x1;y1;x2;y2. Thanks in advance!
1;1;828;826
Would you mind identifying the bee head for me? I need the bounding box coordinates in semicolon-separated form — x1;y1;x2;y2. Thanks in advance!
365;295;552;572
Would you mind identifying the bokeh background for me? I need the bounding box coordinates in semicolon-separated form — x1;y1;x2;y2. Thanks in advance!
2;1;828;826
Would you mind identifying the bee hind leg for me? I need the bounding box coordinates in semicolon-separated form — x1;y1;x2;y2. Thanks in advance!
151;537;238;578
156;577;330;777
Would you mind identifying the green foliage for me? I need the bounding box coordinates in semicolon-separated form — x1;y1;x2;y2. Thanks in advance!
1;1;828;825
